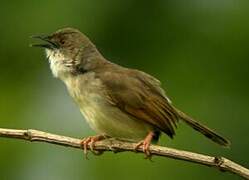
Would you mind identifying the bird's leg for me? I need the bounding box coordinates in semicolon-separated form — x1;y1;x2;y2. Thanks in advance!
134;131;155;158
80;134;108;159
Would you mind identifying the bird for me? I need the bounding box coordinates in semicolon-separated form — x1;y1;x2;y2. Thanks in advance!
31;27;230;156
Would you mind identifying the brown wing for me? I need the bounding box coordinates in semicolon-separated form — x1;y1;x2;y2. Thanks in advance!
96;66;179;138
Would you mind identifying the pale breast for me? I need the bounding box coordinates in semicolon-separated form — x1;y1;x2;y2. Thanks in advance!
64;72;153;141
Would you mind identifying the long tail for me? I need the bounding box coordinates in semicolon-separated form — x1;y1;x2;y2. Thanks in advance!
174;107;231;147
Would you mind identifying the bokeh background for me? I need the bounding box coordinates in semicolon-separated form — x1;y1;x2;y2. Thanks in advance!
0;0;249;179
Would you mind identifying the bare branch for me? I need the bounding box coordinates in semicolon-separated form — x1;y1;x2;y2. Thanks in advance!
0;128;248;179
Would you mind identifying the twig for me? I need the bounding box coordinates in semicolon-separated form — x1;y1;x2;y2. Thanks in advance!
0;128;248;179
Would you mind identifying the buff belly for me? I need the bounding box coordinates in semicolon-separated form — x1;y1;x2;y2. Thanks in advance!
65;73;153;141
79;97;153;141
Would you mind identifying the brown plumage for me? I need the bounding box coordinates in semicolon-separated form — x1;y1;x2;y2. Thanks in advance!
32;27;231;156
95;66;179;138
95;64;230;147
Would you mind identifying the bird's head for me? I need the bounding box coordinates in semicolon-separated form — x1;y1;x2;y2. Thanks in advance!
31;27;100;79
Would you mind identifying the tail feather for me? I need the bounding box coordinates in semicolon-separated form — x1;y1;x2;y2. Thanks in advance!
174;108;231;147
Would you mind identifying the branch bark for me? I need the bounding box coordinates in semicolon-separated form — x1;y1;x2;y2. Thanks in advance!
0;128;248;179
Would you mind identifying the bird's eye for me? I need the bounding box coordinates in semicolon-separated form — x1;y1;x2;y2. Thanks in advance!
60;39;65;45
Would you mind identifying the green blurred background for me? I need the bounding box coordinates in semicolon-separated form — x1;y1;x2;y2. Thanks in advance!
0;0;248;179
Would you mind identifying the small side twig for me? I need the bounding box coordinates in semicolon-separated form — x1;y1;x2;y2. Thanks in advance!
0;128;248;179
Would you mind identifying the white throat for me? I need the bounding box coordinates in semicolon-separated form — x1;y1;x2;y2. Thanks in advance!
46;49;71;80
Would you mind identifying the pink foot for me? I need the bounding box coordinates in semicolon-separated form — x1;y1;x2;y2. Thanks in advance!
134;132;154;158
80;135;107;159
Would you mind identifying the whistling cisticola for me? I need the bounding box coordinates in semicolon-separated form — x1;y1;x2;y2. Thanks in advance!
31;28;230;156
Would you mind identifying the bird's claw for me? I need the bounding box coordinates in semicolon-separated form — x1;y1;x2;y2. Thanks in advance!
80;135;106;159
134;132;154;160
134;140;152;158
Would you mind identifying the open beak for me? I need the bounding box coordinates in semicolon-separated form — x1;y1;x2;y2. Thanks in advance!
30;34;59;49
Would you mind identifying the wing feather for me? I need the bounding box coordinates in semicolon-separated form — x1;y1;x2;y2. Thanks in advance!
96;66;179;137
